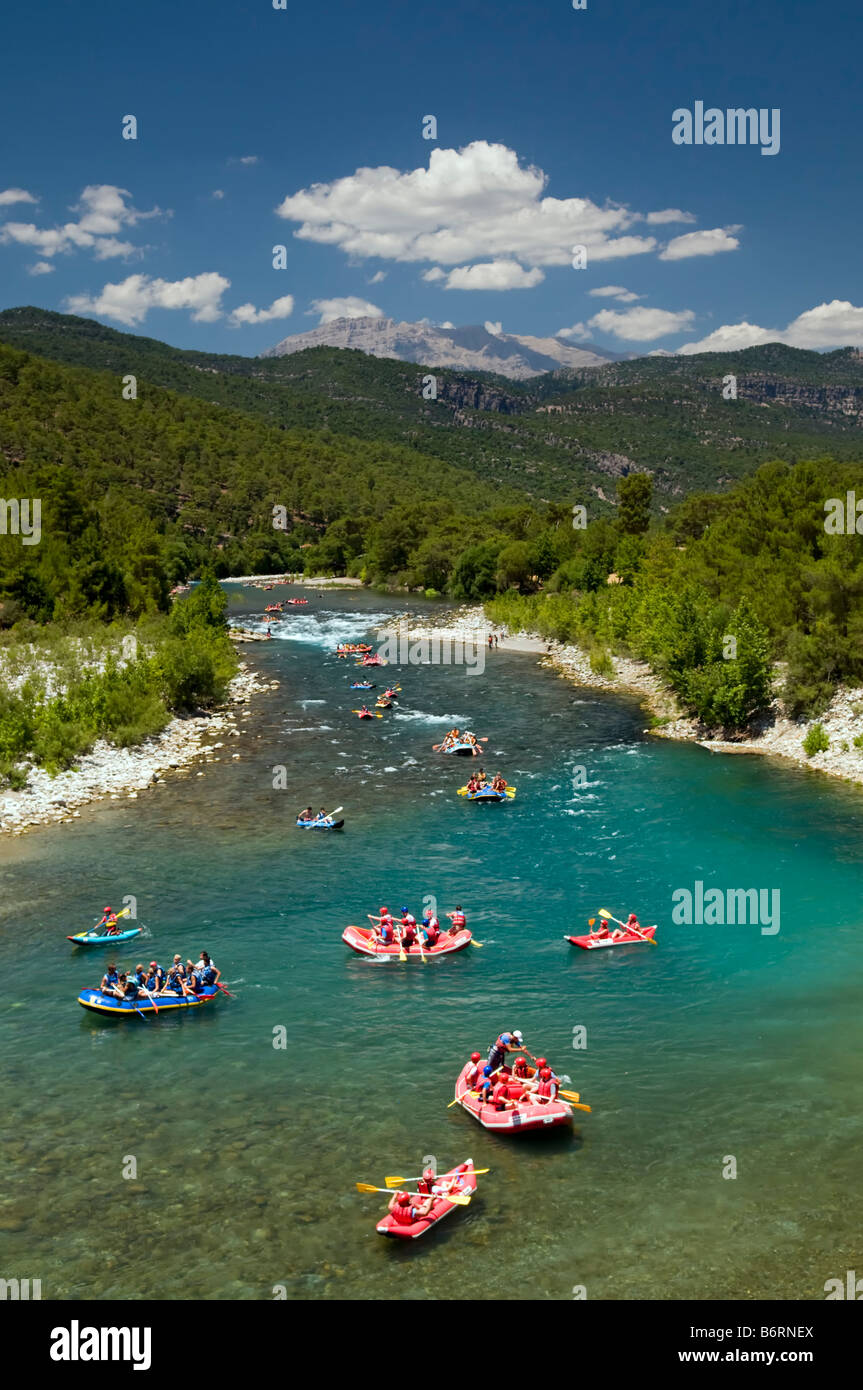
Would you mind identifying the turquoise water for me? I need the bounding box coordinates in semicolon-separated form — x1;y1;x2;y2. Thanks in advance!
1;587;862;1300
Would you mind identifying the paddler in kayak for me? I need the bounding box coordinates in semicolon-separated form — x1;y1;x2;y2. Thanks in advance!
297;806;314;823
95;906;120;935
386;1191;435;1226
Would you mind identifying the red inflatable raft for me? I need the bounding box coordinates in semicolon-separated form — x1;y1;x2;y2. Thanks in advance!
342;925;472;958
453;1063;573;1132
376;1160;477;1240
565;926;657;950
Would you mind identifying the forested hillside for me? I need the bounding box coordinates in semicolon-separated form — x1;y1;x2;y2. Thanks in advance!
3;307;863;509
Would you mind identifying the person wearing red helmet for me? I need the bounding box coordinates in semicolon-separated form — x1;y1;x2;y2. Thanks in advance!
464;1051;483;1090
490;1075;515;1111
368;907;395;945
96;906;120;935
535;1067;559;1101
387;1190;435;1225
511;1055;531;1081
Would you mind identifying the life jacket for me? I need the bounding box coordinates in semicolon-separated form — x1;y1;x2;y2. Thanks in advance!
487;1033;509;1067
464;1064;481;1090
450;911;466;929
390;1203;417;1226
401;922;417;943
537;1079;557;1099
424;922;440;945
132;971;147;989
513;1058;529;1078
102;971;118;990
491;1082;510;1109
201;966;217;985
380;923;394;943
416;1176;433;1195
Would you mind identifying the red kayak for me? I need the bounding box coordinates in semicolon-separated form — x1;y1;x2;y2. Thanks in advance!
453;1062;573;1133
565;926;657;950
342;925;472;958
376;1160;477;1240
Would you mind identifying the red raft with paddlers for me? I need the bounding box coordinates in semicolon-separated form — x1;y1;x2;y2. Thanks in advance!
376;1160;478;1239
342;924;472;958
566;925;657;949
453;1060;574;1132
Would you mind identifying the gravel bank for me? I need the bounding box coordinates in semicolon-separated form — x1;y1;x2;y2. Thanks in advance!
0;663;279;837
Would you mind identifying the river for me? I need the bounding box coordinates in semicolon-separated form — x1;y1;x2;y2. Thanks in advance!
1;586;861;1300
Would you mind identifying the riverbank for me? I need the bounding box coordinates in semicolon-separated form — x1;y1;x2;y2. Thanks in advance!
379;604;863;789
0;662;278;837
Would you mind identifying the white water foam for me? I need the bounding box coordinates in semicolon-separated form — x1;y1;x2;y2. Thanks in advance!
393;709;468;725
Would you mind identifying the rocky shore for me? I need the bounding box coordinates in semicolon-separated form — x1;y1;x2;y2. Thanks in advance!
0;663;279;837
382;604;863;790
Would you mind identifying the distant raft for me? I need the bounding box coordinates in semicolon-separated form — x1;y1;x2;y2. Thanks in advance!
439;741;480;757
457;785;515;802
296;817;344;830
342;925;472;958
77;984;221;1018
565;926;657;950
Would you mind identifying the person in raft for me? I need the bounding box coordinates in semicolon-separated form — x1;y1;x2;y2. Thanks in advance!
100;963;122;997
446;905;467;935
418;1163;472;1198
358;705;372;718
96;906;120;935
387;1191;435;1226
522;1067;559;1104
487;1029;534;1071
399;908;418;947
491;773;508;792
368;907;396;945
420;907;441;947
195;951;220;986
297;806;314;822
144;960;164;994
464;1051;484;1090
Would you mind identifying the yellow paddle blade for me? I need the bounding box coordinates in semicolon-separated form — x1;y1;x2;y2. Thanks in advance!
598;908;614;919
469;939;483;948
446;1096;462;1108
560;1090;580;1103
456;787;467;795
356;1182;381;1193
570;1102;592;1113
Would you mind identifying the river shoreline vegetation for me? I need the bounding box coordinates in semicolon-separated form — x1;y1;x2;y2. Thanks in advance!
1;324;861;787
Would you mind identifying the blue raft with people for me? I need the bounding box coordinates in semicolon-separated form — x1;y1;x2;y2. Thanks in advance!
77;984;220;1018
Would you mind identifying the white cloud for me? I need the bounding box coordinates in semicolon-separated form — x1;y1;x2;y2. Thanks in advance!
439;321;454;329
557;322;592;342
484;320;503;336
588;285;641;302
646;208;696;225
309;296;384;325
443;259;544;290
228;295;295;326
586;306;696;341
0;188;38;207
229;155;259;166
66;272;230;326
678;299;863;354
27;261;54;276
212;189;225;200
422;267;447;282
660;226;741;260
276;141;677;271
368;269;387;283
0;184;161;261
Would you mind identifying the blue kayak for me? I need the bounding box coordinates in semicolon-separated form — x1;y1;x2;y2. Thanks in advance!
77;984;219;1017
296;818;345;830
67;928;143;946
350;683;375;689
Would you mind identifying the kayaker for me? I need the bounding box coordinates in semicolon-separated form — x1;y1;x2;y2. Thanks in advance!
98;906;120;934
431;1164;471;1197
421;910;441;947
416;1165;437;1196
100;963;121;997
625;912;642;936
387;1191;435;1226
446;905;467;935
298;806;314;822
487;1030;534;1070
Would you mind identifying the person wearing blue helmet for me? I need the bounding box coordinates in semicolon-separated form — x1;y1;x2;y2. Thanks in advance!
399;908;418;947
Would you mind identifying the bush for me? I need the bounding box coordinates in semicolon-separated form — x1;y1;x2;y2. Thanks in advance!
802;723;829;757
424;588;441;600
853;733;863;750
589;648;614;678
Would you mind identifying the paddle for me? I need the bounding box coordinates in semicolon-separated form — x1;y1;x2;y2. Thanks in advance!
215;982;235;998
417;932;427;964
89;906;131;937
384;1169;489;1186
351;709;383;718
598;907;657;945
355;1183;471;1205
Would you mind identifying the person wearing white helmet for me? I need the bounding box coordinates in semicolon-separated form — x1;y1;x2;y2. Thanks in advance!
487;1029;535;1071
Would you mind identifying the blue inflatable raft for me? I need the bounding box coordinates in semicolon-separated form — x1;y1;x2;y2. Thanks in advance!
77;984;220;1017
67;928;143;946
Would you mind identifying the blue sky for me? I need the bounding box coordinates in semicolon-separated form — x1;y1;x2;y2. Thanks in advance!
1;0;861;356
